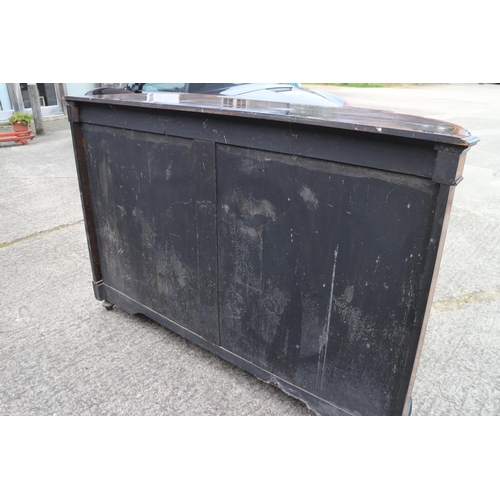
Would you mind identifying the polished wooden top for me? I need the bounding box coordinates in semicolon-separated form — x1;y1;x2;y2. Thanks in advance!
65;92;479;147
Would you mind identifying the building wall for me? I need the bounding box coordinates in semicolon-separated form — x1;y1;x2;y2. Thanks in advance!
0;83;15;121
0;83;97;123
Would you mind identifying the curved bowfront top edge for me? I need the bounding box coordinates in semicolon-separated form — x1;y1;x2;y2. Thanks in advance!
65;92;480;148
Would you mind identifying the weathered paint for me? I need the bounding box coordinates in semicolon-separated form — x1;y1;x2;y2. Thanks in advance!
66;94;479;416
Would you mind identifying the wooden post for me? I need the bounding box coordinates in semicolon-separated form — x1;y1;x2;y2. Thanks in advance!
27;83;45;135
6;83;23;112
57;83;68;116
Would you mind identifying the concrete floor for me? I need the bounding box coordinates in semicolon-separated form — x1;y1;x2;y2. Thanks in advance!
1;84;499;415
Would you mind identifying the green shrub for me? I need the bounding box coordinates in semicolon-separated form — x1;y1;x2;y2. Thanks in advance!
8;111;34;125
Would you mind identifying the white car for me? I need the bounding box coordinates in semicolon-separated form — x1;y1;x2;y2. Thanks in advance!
88;83;351;107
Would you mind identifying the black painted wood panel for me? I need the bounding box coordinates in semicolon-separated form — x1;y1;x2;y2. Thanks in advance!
217;145;439;415
66;95;479;416
82;124;219;344
77;103;438;181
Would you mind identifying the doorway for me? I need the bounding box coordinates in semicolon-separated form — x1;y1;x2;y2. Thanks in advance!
20;83;63;116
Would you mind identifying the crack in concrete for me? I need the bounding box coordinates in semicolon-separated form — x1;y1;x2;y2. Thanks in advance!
416;371;465;416
433;286;500;311
0;220;84;248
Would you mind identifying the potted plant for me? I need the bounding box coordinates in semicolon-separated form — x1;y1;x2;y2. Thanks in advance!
8;111;34;132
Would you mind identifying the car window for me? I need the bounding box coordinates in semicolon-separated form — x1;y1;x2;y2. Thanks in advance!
187;83;247;94
141;83;186;92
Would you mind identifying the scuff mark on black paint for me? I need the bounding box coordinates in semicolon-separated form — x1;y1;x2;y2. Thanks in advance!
317;244;339;389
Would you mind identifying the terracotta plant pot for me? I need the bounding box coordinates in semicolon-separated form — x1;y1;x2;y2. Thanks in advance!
12;122;29;132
